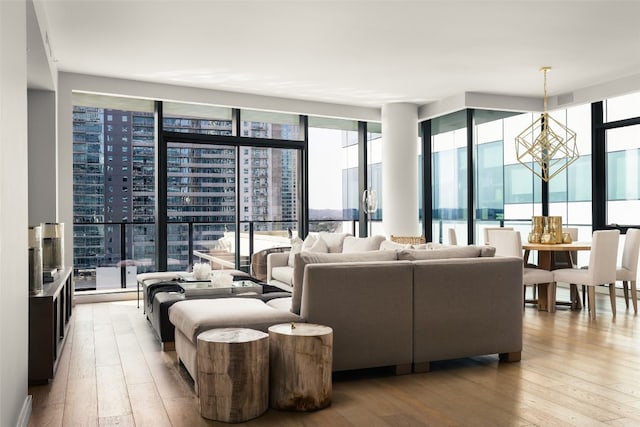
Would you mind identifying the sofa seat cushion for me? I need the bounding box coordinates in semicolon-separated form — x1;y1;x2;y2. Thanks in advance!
291;250;398;314
271;266;293;285
266;296;292;311
168;298;302;344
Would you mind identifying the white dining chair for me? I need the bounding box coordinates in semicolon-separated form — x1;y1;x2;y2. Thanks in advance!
447;228;458;245
488;229;555;311
553;227;579;268
554;230;620;319
617;228;640;314
483;227;514;245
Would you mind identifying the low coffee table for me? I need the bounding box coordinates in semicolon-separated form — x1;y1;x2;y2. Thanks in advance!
178;279;262;298
146;276;291;347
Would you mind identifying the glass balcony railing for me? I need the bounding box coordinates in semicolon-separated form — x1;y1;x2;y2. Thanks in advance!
72;219;363;292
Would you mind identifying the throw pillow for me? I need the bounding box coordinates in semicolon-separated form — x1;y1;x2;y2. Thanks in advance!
318;232;350;253
301;234;317;251
287;237;303;267
308;235;329;253
379;239;410;251
342;235;387;253
481;246;496;257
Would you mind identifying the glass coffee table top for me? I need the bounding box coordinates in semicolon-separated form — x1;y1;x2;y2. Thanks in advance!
178;279;263;297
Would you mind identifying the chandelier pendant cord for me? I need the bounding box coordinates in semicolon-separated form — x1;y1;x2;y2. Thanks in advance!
542;66;549;114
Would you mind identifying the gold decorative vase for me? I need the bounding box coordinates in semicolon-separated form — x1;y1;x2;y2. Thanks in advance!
545;216;563;244
530;216;563;244
530;216;545;243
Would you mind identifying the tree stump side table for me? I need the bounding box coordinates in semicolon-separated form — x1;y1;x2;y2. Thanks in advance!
268;322;333;411
197;328;269;422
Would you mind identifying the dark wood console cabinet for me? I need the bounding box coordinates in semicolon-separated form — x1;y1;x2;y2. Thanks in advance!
29;267;73;384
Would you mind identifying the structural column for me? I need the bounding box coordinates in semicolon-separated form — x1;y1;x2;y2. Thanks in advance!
381;103;419;237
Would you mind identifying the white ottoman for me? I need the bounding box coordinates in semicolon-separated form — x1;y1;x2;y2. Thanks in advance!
169;297;302;390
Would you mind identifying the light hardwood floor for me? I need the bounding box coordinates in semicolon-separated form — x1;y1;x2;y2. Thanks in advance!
29;288;640;427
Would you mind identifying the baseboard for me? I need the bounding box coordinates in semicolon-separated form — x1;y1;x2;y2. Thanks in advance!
75;289;138;304
17;395;32;427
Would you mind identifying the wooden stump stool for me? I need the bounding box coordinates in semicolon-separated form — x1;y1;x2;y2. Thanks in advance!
268;323;333;411
197;328;269;422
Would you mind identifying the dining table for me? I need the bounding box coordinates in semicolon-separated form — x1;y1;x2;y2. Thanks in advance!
522;241;592;311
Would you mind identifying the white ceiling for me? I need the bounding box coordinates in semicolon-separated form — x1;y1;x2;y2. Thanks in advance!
30;0;640;109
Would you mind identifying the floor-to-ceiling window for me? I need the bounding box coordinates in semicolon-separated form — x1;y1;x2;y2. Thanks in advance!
367;122;383;235
164;141;236;270
431;111;468;244
163;103;236;271
73;96;303;290
427;104;593;246
72;94;384;291
161;107;303;273
474;110;518;242
72;94;155;290
547;104;592;245
236;110;301;262
604;91;640;263
605;92;640;226
502;112;541;224
307;117;359;235
607;124;640;224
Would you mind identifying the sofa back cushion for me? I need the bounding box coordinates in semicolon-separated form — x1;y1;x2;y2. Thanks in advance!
397;245;494;261
291;250;398;314
342;235;386;253
379;239;410;251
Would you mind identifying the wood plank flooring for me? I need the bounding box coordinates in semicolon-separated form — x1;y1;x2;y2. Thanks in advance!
29;288;640;426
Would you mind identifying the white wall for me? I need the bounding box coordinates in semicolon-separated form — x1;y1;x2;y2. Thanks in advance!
28;90;57;225
56;77;73;268
0;1;31;426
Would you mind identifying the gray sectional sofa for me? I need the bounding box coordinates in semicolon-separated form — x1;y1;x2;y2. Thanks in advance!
169;242;523;386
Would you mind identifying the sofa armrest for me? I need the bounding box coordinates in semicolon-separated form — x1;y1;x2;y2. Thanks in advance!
251;246;289;282
300;260;414;372
267;251;290;281
412;257;523;369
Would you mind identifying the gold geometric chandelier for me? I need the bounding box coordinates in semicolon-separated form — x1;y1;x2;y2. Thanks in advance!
515;67;579;182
